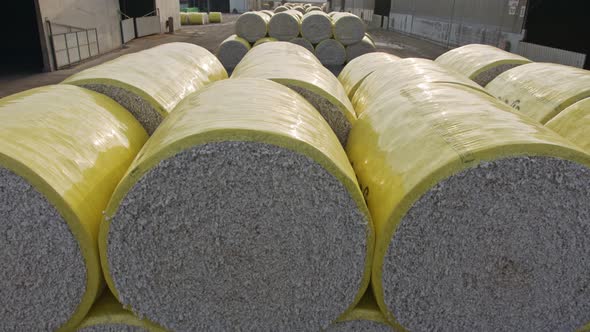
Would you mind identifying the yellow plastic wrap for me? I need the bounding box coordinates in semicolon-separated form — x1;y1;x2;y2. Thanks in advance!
435;44;531;85
189;12;207;25
180;12;189;25
546;98;590;153
231;41;356;142
208;12;222;23
346;82;590;329
99;78;374;323
486;62;590;124
63;42;227;121
329;289;393;330
332;12;365;45
0;85;148;331
352;58;487;116
76;292;165;331
253;36;278;47
338;52;401;98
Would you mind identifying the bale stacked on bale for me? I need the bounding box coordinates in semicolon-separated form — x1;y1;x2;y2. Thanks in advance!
232;42;357;145
290;37;314;52
352;58;487;115
315;38;347;66
435;44;531;86
217;35;251;70
253;36;278;46
338;52;401;98
274;5;288;12
208;12;222;23
76;292;165;332
347;82;590;332
260;9;275;18
236;11;270;42
486;62;590;123
63;42;227;135
326;291;394;331
0;85;147;332
545;98;590;153
332;12;365;45
269;10;302;40
301;11;333;44
189;12;208;25
345;34;376;62
306;6;322;13
99;78;374;331
293;6;306;14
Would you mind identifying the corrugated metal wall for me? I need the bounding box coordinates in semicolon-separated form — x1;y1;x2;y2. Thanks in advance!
385;0;527;51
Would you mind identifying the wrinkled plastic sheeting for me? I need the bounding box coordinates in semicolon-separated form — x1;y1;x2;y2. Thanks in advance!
486;62;590;124
546;98;590;153
435;44;531;85
99;78;374;315
76;292;166;331
345;82;590;327
0;85;148;331
338;52;400;98
352;58;487;116
63;42;227;118
231;42;356;131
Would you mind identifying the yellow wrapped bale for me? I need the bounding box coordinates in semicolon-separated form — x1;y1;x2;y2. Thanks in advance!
289;37;314;53
315;39;346;66
301;11;333;43
345;34;377;63
232;41;355;145
217;34;251;70
180;12;189;25
435;44;531;86
486;62;590;124
99;78;374;331
338;52;401;98
0;85;147;332
269;10;302;41
208;12;222;23
189;12;208;25
332;12;365;45
352;58;487;116
274;5;288;12
546;98;590;153
347;82;590;331
253;36;278;47
63;42;227;135
236;11;270;42
76;292;165;332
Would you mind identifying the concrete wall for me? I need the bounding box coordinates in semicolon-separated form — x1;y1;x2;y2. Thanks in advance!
39;0;122;70
230;0;249;13
156;0;181;32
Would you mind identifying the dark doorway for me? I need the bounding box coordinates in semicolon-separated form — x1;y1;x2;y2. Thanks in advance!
0;1;44;74
374;0;391;17
119;0;156;17
524;0;589;69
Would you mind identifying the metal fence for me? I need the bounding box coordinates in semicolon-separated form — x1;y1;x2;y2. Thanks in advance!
47;21;99;69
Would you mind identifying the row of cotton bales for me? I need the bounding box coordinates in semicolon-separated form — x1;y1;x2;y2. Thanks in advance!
275;2;328;14
180;11;222;25
335;45;590;331
217;10;373;69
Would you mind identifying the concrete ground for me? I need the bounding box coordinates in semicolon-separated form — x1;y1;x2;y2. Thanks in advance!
0;14;448;98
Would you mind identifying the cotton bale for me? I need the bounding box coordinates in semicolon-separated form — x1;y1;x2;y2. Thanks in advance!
232;42;357;145
0;85;147;332
289;37;314;53
301;11;333;44
188;12;208;25
347;82;590;332
217;34;251;70
274;5;288;12
260;9;275;18
345;34;376;62
63;42;227;135
306;6;323;13
332;12;365;45
338;52;401;98
99;78;374;331
180;12;189;25
253;36;278;47
269;10;302;41
545;98;590;153
435;44;531;86
315;39;346;66
235;11;270;42
486;62;590;124
208;12;222;23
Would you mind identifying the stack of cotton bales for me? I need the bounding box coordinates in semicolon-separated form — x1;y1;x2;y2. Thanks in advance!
218;8;373;70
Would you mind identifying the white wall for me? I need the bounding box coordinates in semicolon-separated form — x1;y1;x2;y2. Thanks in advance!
230;0;248;13
156;0;181;31
39;0;122;70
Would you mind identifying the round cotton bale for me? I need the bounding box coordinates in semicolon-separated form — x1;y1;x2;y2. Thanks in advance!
546;98;590;153
217;34;251;70
274;5;288;12
0;85;147;332
235;11;269;42
76;292;165;332
188;12;207;25
253;36;278;47
306;6;322;13
345;34;376;62
338;52;401;98
293;6;306;14
232;42;357;145
208;12;222;23
63;42;227;135
352;58;489;116
301;11;333;44
269;10;302;40
315;38;346;66
180;12;189;25
435;44;531;86
326;291;395;331
486;62;590;124
347;81;590;332
99;78;374;331
332;12;365;45
289;37;314;53
260;9;275;18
